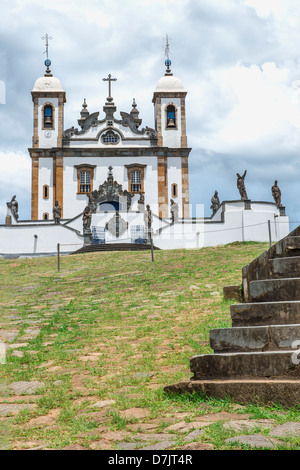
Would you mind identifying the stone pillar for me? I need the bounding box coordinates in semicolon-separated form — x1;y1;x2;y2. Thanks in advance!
31;155;39;220
53;155;64;220
181;156;189;218
180;96;187;148
157;156;168;218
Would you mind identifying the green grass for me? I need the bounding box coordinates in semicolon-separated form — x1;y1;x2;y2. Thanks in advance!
1;242;300;450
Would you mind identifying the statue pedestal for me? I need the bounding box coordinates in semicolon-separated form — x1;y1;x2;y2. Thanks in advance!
279;206;286;216
244;199;251;210
83;230;92;245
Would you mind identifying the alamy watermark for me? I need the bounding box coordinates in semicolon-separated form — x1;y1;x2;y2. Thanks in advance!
0;80;6;104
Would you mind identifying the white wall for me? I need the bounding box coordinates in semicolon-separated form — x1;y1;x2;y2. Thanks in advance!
0;223;83;256
63;156;159;219
0;200;290;257
38;158;53;219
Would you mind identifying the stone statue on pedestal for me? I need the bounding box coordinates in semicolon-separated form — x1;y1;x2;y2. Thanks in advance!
210;190;220;216
170;199;179;223
144;204;152;230
237;170;248;200
271;180;282;207
7;195;19;220
137;191;145;212
53;200;61;224
83;206;92;232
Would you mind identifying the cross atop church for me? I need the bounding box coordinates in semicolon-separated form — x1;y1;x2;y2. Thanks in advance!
42;34;52;60
102;74;117;103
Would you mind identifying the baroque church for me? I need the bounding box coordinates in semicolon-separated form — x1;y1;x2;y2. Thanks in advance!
29;53;190;223
1;41;290;257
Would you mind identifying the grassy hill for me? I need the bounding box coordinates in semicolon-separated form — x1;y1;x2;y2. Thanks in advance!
1;242;300;450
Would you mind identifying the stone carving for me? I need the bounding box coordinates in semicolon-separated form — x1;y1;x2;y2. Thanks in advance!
83;206;92;232
53;200;61;224
63;109;156;141
170;199;179;223
63;112;100;138
144;204;153;231
87;192;97;213
105;212;128;238
7;195;19;220
210;190;221;216
137;191;145;212
119;112;156;138
272;180;282;207
89;166;134;212
237;170;248;200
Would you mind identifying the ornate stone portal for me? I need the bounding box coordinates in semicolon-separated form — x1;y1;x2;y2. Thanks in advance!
88;166;134;213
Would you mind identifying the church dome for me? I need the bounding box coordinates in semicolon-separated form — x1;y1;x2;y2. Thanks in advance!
155;74;185;92
32;75;64;92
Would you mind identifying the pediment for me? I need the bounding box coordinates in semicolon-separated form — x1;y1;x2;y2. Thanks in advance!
63;110;156;143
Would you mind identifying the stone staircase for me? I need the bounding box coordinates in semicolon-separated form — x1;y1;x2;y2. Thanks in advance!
164;227;300;407
73;242;160;254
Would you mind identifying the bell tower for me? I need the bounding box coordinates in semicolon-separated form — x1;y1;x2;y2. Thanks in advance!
152;38;190;219
31;42;66;149
152;38;187;149
29;35;66;220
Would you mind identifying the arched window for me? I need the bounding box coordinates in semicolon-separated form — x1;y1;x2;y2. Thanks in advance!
43;104;54;129
166;104;176;128
101;131;120;144
43;212;49;220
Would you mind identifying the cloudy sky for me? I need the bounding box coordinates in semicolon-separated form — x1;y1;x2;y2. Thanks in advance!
1;0;300;229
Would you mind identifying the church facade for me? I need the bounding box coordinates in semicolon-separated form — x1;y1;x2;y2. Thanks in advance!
29;60;190;222
0;50;290;257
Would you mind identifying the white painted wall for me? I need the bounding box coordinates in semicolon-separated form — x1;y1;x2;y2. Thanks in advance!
62;156;159;219
38;158;53;219
168;156;183;217
0;201;290;257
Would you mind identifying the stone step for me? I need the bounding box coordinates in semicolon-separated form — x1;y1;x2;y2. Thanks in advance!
164;379;300;407
190;351;300;380
250;278;300;302
209;324;300;353
278;237;300;257
231;301;300;327
269;256;300;279
73;243;159;254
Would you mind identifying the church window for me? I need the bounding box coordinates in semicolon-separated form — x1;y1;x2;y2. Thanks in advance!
125;164;146;194
80;170;91;193
171;183;178;198
74;164;96;195
101;131;120;144
43;184;49;199
130;170;141;193
43;212;49;220
166;104;177;128
43;104;54;129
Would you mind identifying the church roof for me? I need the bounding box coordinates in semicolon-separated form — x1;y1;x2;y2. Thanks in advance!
155;74;185;92
32;75;65;93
